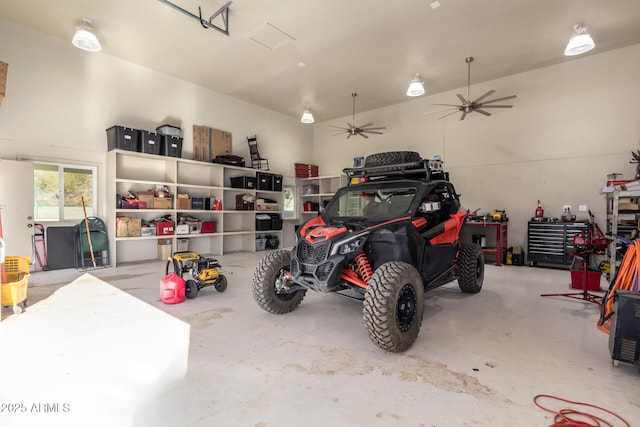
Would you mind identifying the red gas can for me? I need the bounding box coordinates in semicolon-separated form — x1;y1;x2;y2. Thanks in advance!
160;273;185;304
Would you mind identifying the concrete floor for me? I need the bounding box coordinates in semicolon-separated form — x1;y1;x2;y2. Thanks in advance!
1;252;639;426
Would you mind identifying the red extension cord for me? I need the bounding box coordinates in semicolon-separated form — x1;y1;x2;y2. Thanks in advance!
534;394;630;427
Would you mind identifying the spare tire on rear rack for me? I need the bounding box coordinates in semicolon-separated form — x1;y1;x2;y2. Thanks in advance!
364;151;422;169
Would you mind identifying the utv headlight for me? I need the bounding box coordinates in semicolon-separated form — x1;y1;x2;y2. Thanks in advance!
331;233;368;256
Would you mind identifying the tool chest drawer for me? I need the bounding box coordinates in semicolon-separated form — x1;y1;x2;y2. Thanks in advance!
527;221;588;267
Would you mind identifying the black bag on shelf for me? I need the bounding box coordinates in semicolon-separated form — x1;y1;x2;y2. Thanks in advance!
212;155;245;167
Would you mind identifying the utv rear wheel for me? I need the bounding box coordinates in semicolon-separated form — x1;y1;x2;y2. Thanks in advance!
458;243;484;293
363;262;424;352
252;249;306;314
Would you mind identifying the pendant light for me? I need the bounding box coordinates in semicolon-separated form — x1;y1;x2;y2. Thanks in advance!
406;74;425;97
564;24;595;56
72;18;102;52
300;106;315;124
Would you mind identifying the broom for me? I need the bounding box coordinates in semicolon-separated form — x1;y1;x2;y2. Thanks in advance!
81;197;97;268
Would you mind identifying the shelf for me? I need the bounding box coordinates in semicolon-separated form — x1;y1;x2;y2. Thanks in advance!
107;149;285;265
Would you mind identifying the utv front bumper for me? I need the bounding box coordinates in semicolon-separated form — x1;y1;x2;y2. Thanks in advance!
290;240;345;292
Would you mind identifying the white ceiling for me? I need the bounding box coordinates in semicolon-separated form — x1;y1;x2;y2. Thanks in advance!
2;0;640;121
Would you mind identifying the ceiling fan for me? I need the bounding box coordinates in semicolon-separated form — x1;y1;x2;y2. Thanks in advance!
330;92;385;139
430;57;517;120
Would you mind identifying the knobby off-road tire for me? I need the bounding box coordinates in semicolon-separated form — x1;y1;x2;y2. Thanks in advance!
458;243;484;293
364;151;422;169
252;249;306;314
363;261;425;352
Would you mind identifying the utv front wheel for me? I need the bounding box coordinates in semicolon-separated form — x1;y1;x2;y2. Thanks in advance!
458;243;484;293
252;249;306;314
363;262;424;352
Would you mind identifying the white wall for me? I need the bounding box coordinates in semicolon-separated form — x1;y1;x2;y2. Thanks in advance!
2;18;640;251
313;44;640;248
0;19;313;223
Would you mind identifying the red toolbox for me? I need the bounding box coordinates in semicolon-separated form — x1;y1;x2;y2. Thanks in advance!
201;221;216;234
156;221;175;236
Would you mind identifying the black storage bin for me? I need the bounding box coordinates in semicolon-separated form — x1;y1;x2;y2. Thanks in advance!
230;176;256;189
270;214;283;230
161;135;183;158
106;126;139;152
272;174;283;192
139;130;161;155
257;172;273;191
256;214;272;231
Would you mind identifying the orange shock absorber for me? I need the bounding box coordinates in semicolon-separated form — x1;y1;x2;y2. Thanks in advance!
355;252;373;283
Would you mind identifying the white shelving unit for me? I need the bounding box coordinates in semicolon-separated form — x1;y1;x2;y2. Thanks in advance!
298;175;347;216
107;150;284;265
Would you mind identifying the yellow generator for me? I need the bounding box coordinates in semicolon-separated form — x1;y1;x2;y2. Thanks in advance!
165;251;227;299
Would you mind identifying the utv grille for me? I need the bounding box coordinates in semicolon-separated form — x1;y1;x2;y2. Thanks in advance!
297;240;330;263
290;259;300;276
316;262;334;281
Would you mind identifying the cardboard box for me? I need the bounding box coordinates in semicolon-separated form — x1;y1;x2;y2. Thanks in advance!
210;128;232;158
137;191;155;209
154;197;172;210
176;194;191;210
0;61;7;105
116;216;142;237
193;125;210;161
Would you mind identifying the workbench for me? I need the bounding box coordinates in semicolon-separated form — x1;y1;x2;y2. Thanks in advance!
464;220;508;266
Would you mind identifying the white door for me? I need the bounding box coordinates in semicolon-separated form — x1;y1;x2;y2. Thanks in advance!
0;159;34;258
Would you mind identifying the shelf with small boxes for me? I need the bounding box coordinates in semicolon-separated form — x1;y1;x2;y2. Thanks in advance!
107;148;286;264
298;175;347;215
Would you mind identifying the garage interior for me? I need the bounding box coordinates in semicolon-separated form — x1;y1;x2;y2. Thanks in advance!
1;1;640;426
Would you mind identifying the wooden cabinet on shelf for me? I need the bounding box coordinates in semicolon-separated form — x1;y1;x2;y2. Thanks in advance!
107;150;284;266
298;175;346;216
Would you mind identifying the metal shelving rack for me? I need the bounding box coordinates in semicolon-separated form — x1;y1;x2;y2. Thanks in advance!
604;189;640;282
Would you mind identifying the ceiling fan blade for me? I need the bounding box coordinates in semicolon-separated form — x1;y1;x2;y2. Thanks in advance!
472;89;495;104
460;111;467;121
358;132;369;138
346;122;354;128
478;105;513;108
360;126;386;130
432;103;461;107
480;95;517;105
362;130;384;134
456;94;468;104
425;108;458;115
439;110;461;120
358;123;372;129
475;109;492;117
